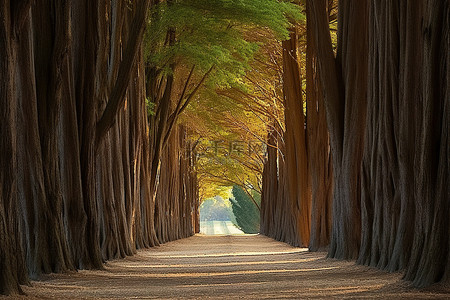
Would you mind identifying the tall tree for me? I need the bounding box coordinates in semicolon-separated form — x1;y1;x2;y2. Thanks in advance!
154;125;199;243
0;2;27;293
0;0;167;294
307;0;368;260
282;27;311;247
307;0;449;287
305;0;335;251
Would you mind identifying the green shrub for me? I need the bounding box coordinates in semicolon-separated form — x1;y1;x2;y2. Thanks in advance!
229;185;260;234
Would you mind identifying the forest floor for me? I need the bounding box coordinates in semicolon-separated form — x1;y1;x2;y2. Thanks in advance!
3;235;450;299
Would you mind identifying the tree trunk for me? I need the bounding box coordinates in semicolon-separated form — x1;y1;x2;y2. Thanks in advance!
155;125;198;244
404;0;449;287
307;0;368;260
282;28;311;247
0;2;25;294
308;0;449;287
32;0;75;274
0;0;196;295
306;1;333;251
261;124;301;247
260;129;278;238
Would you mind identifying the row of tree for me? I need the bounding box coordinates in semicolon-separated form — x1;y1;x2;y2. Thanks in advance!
261;0;449;288
0;0;301;295
0;0;199;294
1;0;447;294
261;2;334;250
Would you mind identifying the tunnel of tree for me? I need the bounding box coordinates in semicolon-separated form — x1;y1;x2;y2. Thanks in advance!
0;0;448;295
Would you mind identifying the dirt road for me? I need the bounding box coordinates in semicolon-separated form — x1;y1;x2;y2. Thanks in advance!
4;235;449;299
199;221;244;235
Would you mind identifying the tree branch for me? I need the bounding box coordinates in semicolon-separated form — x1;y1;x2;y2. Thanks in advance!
162;65;214;147
166;65;196;127
96;0;151;146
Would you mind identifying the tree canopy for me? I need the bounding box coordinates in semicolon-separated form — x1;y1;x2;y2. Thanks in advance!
145;0;302;86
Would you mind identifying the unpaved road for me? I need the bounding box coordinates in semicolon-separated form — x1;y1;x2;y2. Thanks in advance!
199;221;244;235
3;235;449;299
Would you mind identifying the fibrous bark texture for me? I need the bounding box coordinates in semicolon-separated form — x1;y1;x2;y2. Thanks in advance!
261;23;333;250
308;0;449;287
155;125;200;244
260;127;302;246
306;0;334;252
0;0;199;295
282;28;311;247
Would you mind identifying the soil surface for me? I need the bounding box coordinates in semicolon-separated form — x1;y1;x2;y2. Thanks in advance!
3;234;449;299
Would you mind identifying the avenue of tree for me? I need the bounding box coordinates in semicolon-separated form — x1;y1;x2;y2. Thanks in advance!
0;0;448;295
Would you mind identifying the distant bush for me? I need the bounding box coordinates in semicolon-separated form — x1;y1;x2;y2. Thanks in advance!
229;185;260;234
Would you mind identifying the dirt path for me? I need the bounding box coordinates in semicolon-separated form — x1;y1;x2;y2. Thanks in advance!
3;235;449;299
199;221;244;235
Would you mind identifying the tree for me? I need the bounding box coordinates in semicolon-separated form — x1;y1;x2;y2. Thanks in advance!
261;124;302;245
257;2;335;249
282;25;311;247
307;0;449;287
307;0;367;260
0;0;165;294
154;125;200;243
0;2;29;293
144;0;301;203
229;186;260;234
305;0;335;252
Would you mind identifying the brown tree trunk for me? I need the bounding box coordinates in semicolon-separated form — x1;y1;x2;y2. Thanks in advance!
260;129;278;238
155;125;198;244
308;0;449;287
0;3;25;294
282;28;311;247
0;1;39;294
31;0;75;274
307;0;368;260
1;0;180;294
403;0;449;287
306;1;333;251
260;124;301;247
357;0;416;271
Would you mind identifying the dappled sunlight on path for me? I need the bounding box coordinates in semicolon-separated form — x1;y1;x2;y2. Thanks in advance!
5;235;450;299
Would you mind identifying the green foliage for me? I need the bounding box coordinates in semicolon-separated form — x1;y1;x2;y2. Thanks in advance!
145;0;303;87
145;97;156;116
185;88;267;199
229;185;260;234
145;0;302;205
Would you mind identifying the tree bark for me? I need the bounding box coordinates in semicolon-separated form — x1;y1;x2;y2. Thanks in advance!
282;28;311;247
404;0;449;287
306;0;333;251
307;0;368;260
261;124;302;247
308;0;449;287
0;2;25;294
31;0;75;274
1;0;201;295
